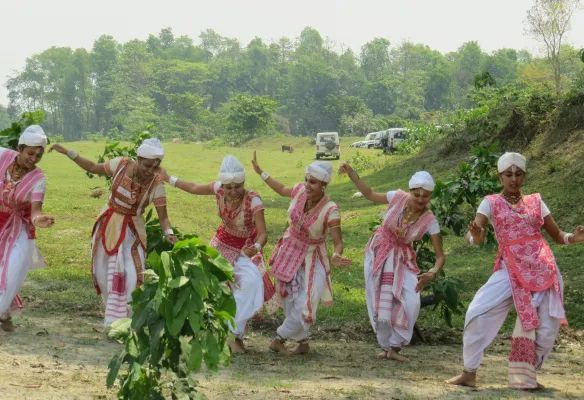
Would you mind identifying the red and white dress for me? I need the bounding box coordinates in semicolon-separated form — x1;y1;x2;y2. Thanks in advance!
209;182;271;338
0;148;46;318
364;190;439;349
269;183;340;341
462;193;565;389
92;157;166;326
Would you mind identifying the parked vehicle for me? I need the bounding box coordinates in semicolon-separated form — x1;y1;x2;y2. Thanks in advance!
349;140;367;148
380;128;408;153
315;132;340;159
363;131;382;148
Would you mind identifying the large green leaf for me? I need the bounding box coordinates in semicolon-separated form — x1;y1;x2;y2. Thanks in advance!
169;276;190;289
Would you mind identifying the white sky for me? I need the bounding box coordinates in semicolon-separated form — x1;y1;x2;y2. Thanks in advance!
2;0;584;106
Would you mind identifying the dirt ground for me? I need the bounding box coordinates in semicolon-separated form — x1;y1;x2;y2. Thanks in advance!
1;313;583;400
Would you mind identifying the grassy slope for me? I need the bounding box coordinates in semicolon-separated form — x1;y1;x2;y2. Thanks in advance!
23;131;584;341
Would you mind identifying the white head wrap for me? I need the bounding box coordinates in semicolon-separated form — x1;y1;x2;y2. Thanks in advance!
305;161;332;183
218;155;245;184
137;138;164;160
18;125;48;148
497;152;526;173
408;171;435;192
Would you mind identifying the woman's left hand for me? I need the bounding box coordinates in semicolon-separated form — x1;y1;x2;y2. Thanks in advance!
331;253;352;267
415;271;436;292
33;214;55;228
242;246;258;258
571;226;584;243
165;234;178;244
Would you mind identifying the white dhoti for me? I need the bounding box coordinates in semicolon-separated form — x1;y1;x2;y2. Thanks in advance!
276;261;327;342
364;246;420;349
230;254;264;338
462;268;563;371
0;229;44;318
93;228;143;326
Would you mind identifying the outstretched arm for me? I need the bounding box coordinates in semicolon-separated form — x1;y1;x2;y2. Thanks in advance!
338;162;388;204
251;151;294;197
49;144;107;175
158;168;215;195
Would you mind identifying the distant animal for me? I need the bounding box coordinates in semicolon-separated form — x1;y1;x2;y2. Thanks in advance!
281;145;294;153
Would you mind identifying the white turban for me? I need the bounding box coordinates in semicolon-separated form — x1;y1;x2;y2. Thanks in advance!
305;161;332;183
497;152;526;173
218;155;245;184
18;125;48;148
137;138;164;160
409;171;435;192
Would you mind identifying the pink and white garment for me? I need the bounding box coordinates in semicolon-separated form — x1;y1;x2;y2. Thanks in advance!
209;181;269;338
0;148;46;318
92;157;166;326
364;190;438;349
462;193;565;389
270;183;340;340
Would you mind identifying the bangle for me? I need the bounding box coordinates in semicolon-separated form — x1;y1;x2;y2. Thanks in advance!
66;149;79;160
164;228;174;236
253;242;262;252
465;231;475;245
332;252;341;258
169;176;178;187
32;215;39;226
260;171;270;181
563;232;574;245
428;266;440;275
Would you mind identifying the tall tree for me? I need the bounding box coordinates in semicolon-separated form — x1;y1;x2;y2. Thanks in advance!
525;0;581;94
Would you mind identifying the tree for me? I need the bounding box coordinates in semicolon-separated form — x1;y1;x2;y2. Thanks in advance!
360;38;391;81
525;0;581;94
223;94;278;143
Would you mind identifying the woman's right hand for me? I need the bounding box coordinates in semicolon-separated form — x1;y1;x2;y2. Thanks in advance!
468;220;484;240
338;162;353;175
251;151;262;175
157;167;170;183
49;144;68;155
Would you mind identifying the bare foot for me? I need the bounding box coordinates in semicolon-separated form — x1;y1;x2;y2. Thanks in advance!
446;371;477;388
0;317;15;332
269;338;289;354
386;349;409;362
291;342;310;355
228;338;246;354
376;350;389;359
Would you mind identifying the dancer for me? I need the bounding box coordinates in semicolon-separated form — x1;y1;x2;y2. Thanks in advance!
0;125;55;331
252;151;351;354
447;152;584;389
161;155;271;353
339;163;445;361
50;138;176;326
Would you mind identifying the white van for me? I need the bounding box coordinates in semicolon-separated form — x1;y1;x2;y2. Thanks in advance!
315;132;340;159
379;128;408;152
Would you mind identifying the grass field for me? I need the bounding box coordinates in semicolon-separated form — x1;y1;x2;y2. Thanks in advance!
2;135;583;399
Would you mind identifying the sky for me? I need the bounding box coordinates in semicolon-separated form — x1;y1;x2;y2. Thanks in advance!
2;0;584;106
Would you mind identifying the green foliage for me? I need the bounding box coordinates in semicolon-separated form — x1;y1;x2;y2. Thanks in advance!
107;236;235;399
346;151;376;172
0;110;46;150
222;94;278;144
396;122;443;155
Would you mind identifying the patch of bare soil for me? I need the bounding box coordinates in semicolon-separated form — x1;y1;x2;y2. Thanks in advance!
1;313;583;400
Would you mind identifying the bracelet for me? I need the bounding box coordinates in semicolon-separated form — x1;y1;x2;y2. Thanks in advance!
253;242;262;252
164;228;174;236
563;232;574;245
260;171;270;181
169;176;178;187
465;231;475;245
32;215;40;226
332;252;341;258
66;149;79;160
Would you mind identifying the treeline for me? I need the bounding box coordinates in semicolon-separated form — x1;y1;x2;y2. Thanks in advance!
5;27;584;141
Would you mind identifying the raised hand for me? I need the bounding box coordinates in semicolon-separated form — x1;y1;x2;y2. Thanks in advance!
251;151;262;175
571;225;584;243
337;162;352;175
49;144;68;155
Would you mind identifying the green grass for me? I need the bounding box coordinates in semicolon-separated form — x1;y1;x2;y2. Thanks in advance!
22;135;584;337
